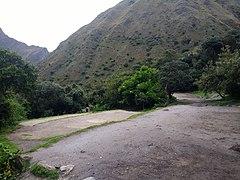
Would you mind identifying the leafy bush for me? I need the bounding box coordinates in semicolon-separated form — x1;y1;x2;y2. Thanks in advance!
159;61;194;99
197;47;240;98
119;66;167;109
0;48;37;98
29;82;87;118
0;93;27;130
0;143;20;179
91;104;111;112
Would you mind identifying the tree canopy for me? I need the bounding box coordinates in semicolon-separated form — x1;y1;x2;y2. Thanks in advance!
0;49;37;129
0;49;37;96
158;61;193;99
119;66;167;109
197;47;240;98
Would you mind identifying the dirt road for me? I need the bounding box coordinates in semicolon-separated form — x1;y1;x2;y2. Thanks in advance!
24;94;240;180
8;110;139;152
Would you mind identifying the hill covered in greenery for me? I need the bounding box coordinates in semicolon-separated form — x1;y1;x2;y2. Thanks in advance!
37;0;240;88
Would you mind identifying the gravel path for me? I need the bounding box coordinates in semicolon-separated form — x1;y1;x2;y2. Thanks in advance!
23;94;240;180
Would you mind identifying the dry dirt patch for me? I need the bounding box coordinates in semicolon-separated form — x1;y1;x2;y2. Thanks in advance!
7;110;139;152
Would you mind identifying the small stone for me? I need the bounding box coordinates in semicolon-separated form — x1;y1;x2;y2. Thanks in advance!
80;150;86;153
20;154;32;160
83;177;96;180
163;109;169;111
148;143;154;147
60;164;74;177
37;161;56;171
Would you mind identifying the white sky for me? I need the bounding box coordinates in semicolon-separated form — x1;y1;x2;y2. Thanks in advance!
0;0;123;52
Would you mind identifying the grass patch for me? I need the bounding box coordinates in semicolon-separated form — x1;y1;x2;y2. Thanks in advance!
30;163;58;180
0;134;19;152
127;113;145;119
169;101;192;106
190;91;211;98
205;96;240;106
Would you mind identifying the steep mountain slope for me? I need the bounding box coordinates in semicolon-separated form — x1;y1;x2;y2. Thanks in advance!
0;28;49;64
38;0;240;87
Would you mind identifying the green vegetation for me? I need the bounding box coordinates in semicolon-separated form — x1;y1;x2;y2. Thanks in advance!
1;29;239;131
1;2;240;179
0;48;37;130
159;61;194;100
30;82;86;118
119;66;167;109
0;135;19;152
37;0;240;87
197;47;240;99
190;91;211;98
30;163;58;180
0;48;88;130
204;96;240;106
0;143;20;179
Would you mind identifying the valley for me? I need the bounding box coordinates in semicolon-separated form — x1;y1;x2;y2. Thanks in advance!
0;1;240;179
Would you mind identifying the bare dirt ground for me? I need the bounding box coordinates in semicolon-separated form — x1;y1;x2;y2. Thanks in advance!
18;93;240;180
7;110;139;152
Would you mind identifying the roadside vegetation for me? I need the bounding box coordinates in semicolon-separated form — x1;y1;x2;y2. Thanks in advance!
30;163;58;180
0;31;239;179
204;96;240;107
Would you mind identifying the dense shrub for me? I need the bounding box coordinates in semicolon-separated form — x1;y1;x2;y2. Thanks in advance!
197;47;240;98
29;82;87;118
0;93;27;130
0;49;36;129
0;143;20;179
119;66;167;109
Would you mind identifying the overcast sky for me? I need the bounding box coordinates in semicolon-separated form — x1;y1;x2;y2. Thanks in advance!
0;0;123;51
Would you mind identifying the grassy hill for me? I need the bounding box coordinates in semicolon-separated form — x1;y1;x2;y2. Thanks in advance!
37;0;240;88
0;28;49;64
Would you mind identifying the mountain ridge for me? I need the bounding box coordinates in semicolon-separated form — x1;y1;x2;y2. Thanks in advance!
0;28;49;64
38;0;240;87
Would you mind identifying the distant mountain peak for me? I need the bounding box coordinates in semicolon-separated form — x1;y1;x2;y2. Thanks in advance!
0;28;49;64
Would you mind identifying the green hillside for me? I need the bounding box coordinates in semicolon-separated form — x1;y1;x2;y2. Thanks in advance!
38;0;240;88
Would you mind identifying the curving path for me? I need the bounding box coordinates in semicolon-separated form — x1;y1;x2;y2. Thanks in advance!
20;93;240;180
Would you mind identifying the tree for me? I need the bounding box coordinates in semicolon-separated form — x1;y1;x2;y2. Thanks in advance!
0;49;37;97
197;47;240;98
65;84;87;113
0;48;37;129
29;82;87;118
159;61;193;100
201;39;224;64
29;81;70;117
100;76;128;108
156;50;177;66
119;66;167;109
